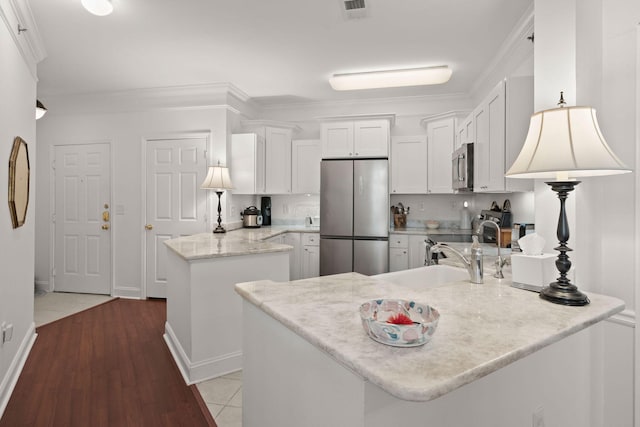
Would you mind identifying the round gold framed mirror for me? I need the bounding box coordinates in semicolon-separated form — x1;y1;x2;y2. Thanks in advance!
8;136;30;229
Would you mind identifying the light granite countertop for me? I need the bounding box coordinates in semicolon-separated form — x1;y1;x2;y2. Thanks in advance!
235;272;624;402
164;225;320;261
390;227;474;236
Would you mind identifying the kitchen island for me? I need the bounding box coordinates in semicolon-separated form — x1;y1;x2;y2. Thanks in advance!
235;271;624;427
163;226;318;384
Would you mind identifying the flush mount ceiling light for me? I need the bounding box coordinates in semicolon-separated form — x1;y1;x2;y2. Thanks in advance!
81;0;113;16
329;66;452;91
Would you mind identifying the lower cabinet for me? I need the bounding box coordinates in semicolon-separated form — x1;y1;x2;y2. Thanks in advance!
389;233;431;272
283;233;301;281
301;233;320;279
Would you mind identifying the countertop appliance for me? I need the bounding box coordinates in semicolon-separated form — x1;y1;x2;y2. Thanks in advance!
241;206;262;228
452;143;474;192
260;196;272;226
479;209;512;245
320;159;389;276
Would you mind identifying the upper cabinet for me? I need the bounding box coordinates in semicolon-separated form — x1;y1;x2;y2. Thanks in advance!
292;139;321;194
425;115;460;194
390;135;427;194
320;114;394;159
232;121;299;195
231;133;265;195
463;77;534;193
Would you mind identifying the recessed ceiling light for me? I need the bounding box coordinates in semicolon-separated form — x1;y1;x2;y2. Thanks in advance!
81;0;113;16
329;66;452;91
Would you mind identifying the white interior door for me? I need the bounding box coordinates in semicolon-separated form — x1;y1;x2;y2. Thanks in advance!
54;143;111;294
145;137;208;298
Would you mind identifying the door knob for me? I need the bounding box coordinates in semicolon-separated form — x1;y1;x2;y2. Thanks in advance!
101;224;110;230
145;224;153;230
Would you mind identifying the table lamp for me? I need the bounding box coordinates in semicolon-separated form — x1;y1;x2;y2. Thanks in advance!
201;163;233;233
506;93;631;306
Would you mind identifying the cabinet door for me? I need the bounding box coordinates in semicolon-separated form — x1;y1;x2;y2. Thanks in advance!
390;136;427;194
283;232;301;280
301;245;320;279
409;235;429;269
321;121;354;158
265;127;292;194
231;133;264;194
292;139;321;194
354;119;389;157
474;81;506;192
505;76;534;192
427;118;455;194
389;247;409;272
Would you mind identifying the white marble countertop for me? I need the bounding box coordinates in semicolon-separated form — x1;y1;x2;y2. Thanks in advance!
164;225;320;261
390;227;474;236
235;272;624;402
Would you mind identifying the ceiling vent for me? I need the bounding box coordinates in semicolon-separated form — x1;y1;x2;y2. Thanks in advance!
341;0;367;19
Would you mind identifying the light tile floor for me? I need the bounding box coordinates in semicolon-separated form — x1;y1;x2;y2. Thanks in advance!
34;291;244;426
197;371;243;427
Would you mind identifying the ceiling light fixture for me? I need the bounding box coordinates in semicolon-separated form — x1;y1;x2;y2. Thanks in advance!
329;66;452;91
81;0;114;16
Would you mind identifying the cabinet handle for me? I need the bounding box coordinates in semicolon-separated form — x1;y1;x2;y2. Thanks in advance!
355;152;359;156
349;153;353;156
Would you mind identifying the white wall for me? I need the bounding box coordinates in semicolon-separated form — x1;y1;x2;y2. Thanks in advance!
0;9;38;417
34;106;231;298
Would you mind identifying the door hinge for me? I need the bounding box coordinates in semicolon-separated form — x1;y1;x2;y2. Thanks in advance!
51;213;56;223
204;149;207;159
51;160;55;170
52;268;56;277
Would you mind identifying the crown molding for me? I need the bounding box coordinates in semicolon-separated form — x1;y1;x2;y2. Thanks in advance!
41;82;256;115
420;110;471;126
316;113;396;127
240;119;302;133
0;0;47;79
469;4;534;99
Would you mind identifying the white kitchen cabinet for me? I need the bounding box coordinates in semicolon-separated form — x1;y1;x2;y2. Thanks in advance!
426;118;456;194
320;115;393;159
231;133;265;194
301;233;320;279
389;234;409;272
409;235;429;269
292;139;321;194
470;77;533;193
284;232;301;280
456;113;475;149
390;136;427;194
265;127;293;194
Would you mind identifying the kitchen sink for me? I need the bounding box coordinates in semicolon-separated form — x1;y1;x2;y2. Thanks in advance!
372;265;469;290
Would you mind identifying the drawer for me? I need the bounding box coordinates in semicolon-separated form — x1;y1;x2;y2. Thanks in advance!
389;234;408;248
301;233;320;246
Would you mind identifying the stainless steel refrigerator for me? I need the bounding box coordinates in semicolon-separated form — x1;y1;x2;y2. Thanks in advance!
320;159;389;276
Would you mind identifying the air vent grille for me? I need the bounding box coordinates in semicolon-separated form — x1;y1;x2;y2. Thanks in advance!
344;0;365;10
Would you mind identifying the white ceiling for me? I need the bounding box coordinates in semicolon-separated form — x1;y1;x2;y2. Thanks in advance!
29;0;533;105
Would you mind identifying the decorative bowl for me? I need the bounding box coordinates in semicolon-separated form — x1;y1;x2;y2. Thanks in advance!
359;299;440;347
425;220;440;229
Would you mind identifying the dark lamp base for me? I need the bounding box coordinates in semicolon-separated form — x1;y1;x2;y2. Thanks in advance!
539;283;590;306
213;226;226;234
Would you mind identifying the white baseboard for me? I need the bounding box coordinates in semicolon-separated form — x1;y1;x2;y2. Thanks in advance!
113;286;142;299
163;321;242;385
34;280;52;293
0;323;37;419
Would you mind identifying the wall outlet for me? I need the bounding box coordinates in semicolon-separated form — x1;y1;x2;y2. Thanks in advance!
532;406;545;427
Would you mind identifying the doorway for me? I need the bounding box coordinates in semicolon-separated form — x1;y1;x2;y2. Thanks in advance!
53;143;112;294
143;135;209;298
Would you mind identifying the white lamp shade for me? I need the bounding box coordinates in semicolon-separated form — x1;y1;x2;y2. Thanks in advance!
506;106;631;179
329;66;452;91
201;166;233;191
36;100;47;120
81;0;113;16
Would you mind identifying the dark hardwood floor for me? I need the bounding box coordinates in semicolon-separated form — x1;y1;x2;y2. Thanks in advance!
0;298;216;427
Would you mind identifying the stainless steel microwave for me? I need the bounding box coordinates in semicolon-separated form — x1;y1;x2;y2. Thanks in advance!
452;143;474;192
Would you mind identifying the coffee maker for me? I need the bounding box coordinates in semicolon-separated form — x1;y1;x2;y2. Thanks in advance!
260;196;272;226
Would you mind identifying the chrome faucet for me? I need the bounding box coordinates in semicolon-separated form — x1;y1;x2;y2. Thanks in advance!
429;242;483;284
475;220;507;279
424;237;439;266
